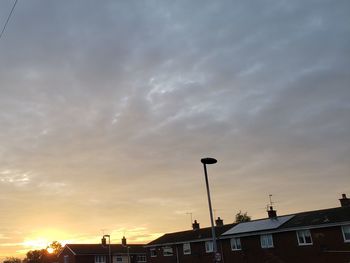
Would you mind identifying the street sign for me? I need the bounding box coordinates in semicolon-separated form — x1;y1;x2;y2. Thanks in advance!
215;252;221;261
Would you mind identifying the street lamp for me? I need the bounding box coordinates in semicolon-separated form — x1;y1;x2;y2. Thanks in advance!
125;246;130;263
102;235;112;263
201;157;220;262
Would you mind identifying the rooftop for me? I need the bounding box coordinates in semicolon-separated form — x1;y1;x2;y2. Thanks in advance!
147;223;236;246
63;244;146;255
280;206;350;229
222;215;294;236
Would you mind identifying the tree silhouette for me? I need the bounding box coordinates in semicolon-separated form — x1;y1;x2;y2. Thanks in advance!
48;241;62;255
235;211;251;223
3;257;22;263
23;241;62;263
23;250;42;263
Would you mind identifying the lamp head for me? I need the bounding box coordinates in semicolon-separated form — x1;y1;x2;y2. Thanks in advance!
201;157;217;164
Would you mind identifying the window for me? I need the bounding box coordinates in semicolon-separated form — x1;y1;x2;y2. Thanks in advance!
230;237;242;250
137;255;147;262
64;255;69;263
205;241;213;253
183;243;191;255
95;256;106;263
163;246;174;256
115;256;123;262
150;248;157;257
296;230;313;245
260;234;274;248
342;225;350;242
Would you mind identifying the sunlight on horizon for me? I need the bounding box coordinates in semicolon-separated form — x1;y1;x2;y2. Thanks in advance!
17;228;72;255
1;0;349;260
12;227;162;256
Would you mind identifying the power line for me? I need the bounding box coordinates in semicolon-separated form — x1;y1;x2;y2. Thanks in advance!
0;0;19;41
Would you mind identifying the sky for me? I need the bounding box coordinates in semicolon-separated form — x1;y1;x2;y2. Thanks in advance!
0;0;350;259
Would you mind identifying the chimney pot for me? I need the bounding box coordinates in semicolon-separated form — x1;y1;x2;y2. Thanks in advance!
122;236;127;246
215;217;224;227
340;193;350;207
192;220;200;230
268;206;277;219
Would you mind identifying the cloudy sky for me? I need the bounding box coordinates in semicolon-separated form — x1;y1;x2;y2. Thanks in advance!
1;0;349;259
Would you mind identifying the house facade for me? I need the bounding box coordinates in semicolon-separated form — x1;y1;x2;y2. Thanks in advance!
221;205;350;263
58;243;147;263
145;218;236;263
146;194;350;263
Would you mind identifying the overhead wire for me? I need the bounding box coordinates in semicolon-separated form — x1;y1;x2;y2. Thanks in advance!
0;0;19;41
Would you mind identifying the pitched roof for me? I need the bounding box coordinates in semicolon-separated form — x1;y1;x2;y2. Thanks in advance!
280;206;350;229
64;244;146;255
147;224;236;246
222;215;294;236
221;207;350;238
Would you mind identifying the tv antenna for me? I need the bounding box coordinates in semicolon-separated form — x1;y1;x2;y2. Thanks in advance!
186;212;193;227
269;194;274;206
213;208;222;219
266;194;275;211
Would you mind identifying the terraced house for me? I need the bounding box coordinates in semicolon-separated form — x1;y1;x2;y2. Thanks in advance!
146;194;350;263
146;218;235;263
58;239;147;263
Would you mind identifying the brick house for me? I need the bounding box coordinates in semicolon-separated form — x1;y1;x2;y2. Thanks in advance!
221;203;350;263
146;194;350;263
145;218;236;263
58;242;147;263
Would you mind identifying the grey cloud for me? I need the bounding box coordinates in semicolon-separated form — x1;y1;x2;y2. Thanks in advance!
0;0;350;256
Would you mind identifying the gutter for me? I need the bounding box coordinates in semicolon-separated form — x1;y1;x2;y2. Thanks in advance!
323;250;350;253
145;238;214;248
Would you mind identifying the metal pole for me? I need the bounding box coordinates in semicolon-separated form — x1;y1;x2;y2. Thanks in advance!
186;212;193;228
176;246;179;263
108;236;111;263
202;163;218;260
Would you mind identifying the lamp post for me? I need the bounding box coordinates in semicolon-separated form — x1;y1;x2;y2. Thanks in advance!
126;246;130;263
102;235;112;263
201;157;220;262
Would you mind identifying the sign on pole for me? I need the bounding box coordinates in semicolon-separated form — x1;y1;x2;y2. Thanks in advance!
215;252;221;262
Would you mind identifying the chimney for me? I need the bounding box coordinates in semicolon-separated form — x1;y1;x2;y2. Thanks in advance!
122;236;127;246
339;194;350;207
101;237;107;247
215;217;224;227
267;206;277;219
192;220;200;230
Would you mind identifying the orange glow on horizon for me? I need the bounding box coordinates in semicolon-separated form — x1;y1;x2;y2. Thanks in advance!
19;228;71;254
22;238;51;250
2;227;162;259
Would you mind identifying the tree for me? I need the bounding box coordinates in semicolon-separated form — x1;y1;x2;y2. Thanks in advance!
3;257;22;263
23;250;42;263
23;241;62;263
48;241;62;255
235;211;251;223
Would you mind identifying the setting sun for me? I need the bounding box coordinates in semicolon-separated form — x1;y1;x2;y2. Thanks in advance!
0;0;349;262
19;228;70;254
